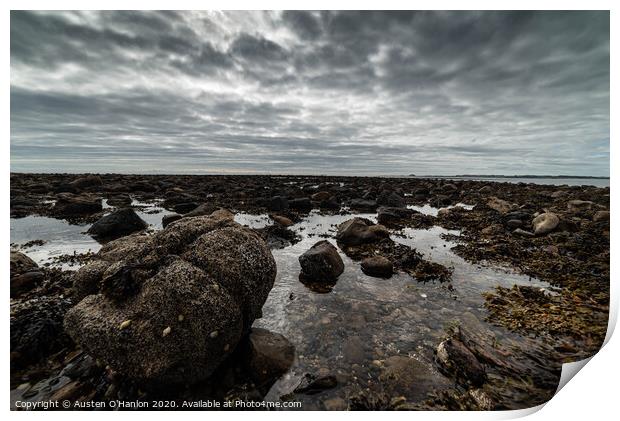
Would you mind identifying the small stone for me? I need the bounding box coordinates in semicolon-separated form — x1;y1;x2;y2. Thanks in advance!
119;320;131;330
162;326;172;337
210;330;219;338
593;210;610;222
512;228;534;237
177;314;184;322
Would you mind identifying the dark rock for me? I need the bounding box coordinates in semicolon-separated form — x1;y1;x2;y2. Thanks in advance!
271;215;293;227
106;194;132;207
349;199;378;211
174;202;199;214
377;190;406;208
361;256;393;278
311;191;331;202
299;240;344;282
87;208;148;240
162;213;182;228
11;296;73;366
512;228;534;237
10;251;41;297
436;338;486;387
380;356;451;401
294;374;338;395
268;196;289;212
336;217;389;246
245;328;295;387
69;175;102;190
183;203;218;217
506;219;522;229
377;206;414;225
53;193;102;216
64;210;276;385
318;197;340;210
289;197;312;211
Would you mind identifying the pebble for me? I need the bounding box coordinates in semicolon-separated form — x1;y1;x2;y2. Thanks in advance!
119;320;131;330
162;326;171;337
209;330;219;338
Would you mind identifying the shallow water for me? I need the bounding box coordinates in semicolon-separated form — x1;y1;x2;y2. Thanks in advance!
10;198;175;269
11;203;560;408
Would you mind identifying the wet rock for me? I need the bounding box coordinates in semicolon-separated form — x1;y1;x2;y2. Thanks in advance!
380;356;451;401
377;190;406;208
299;240;344;282
478;185;493;194
268;196;288;212
162;213;182;228
506;219;522;229
436;338;486;386
361;256;393;278
311;191;331;202
512;228;534;237
69;175;102;190
106;194;132;207
174;202;199;214
318;197;340;210
289;197;312;211
64;210;276;385
245;328;295;387
481;224;504;236
294;374;338;395
349;199;378;211
87;208;148;240
183;203;218;218
486;197;515;214
271;215;293;227
532;212;559;236
593;210;610;222
11;296;73;366
10;251;42;297
10;251;38;277
377;206;414;226
336;217;389;246
53;193;102;216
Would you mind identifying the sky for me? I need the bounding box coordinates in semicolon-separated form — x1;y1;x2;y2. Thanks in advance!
10;11;610;176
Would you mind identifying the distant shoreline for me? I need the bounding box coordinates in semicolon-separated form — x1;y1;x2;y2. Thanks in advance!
410;175;609;180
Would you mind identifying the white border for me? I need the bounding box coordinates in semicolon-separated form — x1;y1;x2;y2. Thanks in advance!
3;2;616;419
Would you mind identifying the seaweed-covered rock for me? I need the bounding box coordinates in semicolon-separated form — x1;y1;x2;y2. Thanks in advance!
64;210;276;385
11;296;73;366
299;240;344;282
87;208;147;240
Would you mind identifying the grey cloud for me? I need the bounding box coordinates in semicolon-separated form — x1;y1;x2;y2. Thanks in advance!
10;11;609;176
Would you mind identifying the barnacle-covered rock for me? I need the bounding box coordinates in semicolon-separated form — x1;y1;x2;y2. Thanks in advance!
64;209;276;385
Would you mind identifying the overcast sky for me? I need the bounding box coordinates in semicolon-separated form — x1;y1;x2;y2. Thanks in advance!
10;11;609;176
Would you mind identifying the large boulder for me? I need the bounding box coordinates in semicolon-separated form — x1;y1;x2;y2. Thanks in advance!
87;208;148;240
349;199;378;211
299;240;344;282
69;175;102;190
64;210;276;385
336;218;389;247
531;212;559;236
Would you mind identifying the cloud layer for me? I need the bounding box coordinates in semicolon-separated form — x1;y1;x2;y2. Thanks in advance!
10;11;610;175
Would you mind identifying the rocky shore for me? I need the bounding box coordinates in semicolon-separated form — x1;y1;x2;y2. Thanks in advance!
10;173;609;410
